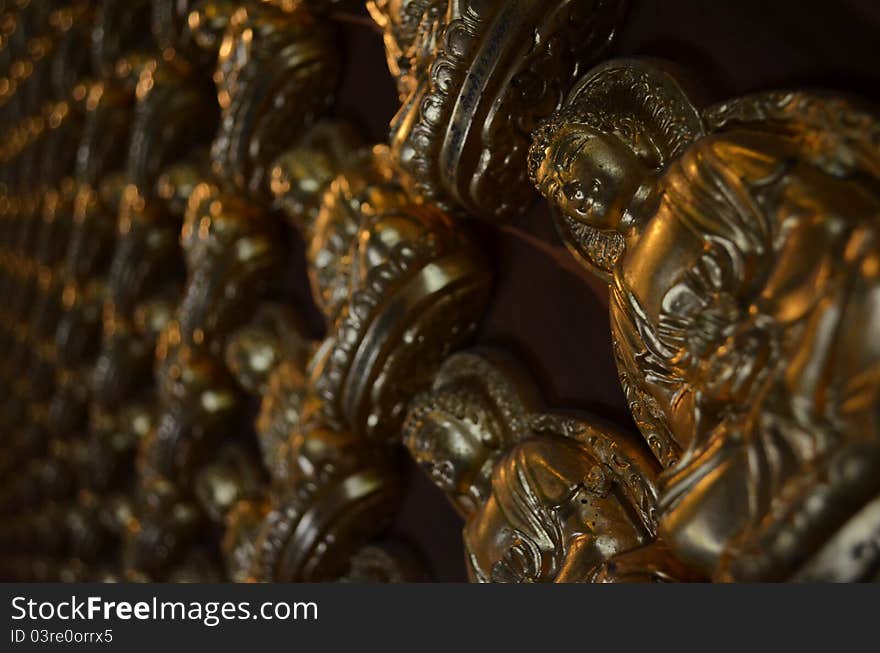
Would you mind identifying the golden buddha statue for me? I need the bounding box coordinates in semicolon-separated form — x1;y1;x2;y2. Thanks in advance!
403;349;540;516
307;145;493;442
222;296;406;582
530;59;880;581
211;0;340;197
248;417;404;582
131;4;346;581
403;349;689;582
143;177;286;487
141;0;343;487
465;423;662;583
369;0;626;220
226;303;311;485
227;132;491;580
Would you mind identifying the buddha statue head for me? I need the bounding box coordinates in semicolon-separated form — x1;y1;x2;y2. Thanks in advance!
404;387;504;515
529;111;657;234
531;59;880;581
402;350;539;516
529;59;705;280
370;0;627;220
404;350;667;582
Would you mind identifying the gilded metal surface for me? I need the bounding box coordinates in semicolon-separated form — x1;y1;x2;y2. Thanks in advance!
370;0;626;220
0;2;878;585
306;145;493;442
125;0;343;581
222;290;410;583
229;127;490;581
403;349;692;582
531;58;880;581
211;1;340;196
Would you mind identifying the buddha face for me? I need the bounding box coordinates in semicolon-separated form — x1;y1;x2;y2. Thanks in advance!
463;437;646;582
535;124;647;233
403;395;501;516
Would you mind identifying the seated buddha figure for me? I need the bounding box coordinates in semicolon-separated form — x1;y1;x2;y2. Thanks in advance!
225;303;312;486
225;140;490;580
530;59;880;580
210;0;340;197
368;0;626;221
222;303;407;583
144;183;284;487
306;146;492;443
402;349;540;516
403;349;688;582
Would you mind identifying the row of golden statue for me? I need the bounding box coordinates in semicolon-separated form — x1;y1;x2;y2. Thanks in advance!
0;0;877;583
